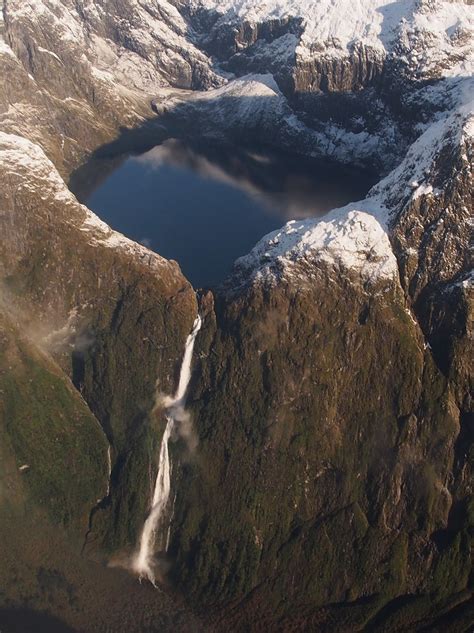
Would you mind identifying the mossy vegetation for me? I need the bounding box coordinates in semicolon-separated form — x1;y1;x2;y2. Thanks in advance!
0;314;108;532
431;531;471;600
165;272;471;630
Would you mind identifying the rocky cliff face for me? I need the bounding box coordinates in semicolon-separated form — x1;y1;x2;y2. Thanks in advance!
0;0;472;631
171;271;467;630
0;130;199;555
166;101;473;630
0;3;203;625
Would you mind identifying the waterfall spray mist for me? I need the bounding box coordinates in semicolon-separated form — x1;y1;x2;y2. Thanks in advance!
132;315;202;585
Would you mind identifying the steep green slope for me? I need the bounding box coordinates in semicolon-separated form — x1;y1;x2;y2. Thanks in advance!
168;273;473;630
0;310;108;532
0;311;206;632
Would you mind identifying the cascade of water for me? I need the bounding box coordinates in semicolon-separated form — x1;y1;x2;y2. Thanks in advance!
133;315;202;584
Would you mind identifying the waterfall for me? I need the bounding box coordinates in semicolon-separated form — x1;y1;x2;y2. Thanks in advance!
105;445;112;498
133;315;202;584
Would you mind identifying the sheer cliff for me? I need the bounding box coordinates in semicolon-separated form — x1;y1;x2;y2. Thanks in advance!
0;0;472;631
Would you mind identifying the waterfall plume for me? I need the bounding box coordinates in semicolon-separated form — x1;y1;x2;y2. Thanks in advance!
132;315;202;584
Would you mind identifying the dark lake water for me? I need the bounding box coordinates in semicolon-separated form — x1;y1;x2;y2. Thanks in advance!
84;140;377;288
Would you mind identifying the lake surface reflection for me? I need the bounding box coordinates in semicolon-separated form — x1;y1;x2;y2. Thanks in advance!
85;140;377;288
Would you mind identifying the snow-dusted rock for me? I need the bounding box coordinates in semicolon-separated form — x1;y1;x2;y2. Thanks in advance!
0;0;471;292
0;3;473;629
234;205;397;284
191;0;473;76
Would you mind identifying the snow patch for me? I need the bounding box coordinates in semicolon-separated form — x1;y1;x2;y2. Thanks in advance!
235;203;398;283
37;46;62;63
0;133;175;272
445;270;474;293
191;0;473;76
0;132;78;205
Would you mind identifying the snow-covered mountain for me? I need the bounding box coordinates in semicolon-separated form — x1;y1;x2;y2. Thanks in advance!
193;0;473;75
1;0;472;280
0;0;473;631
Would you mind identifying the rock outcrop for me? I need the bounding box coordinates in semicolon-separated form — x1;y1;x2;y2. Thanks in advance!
0;0;472;630
167;97;473;631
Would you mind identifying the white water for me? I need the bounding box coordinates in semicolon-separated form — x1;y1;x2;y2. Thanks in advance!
133;315;202;584
95;445;112;505
105;445;112;498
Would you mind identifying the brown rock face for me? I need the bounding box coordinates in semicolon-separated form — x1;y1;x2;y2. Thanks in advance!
292;44;385;93
0;1;472;631
164;260;472;629
0;132;199;552
390;124;473;413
